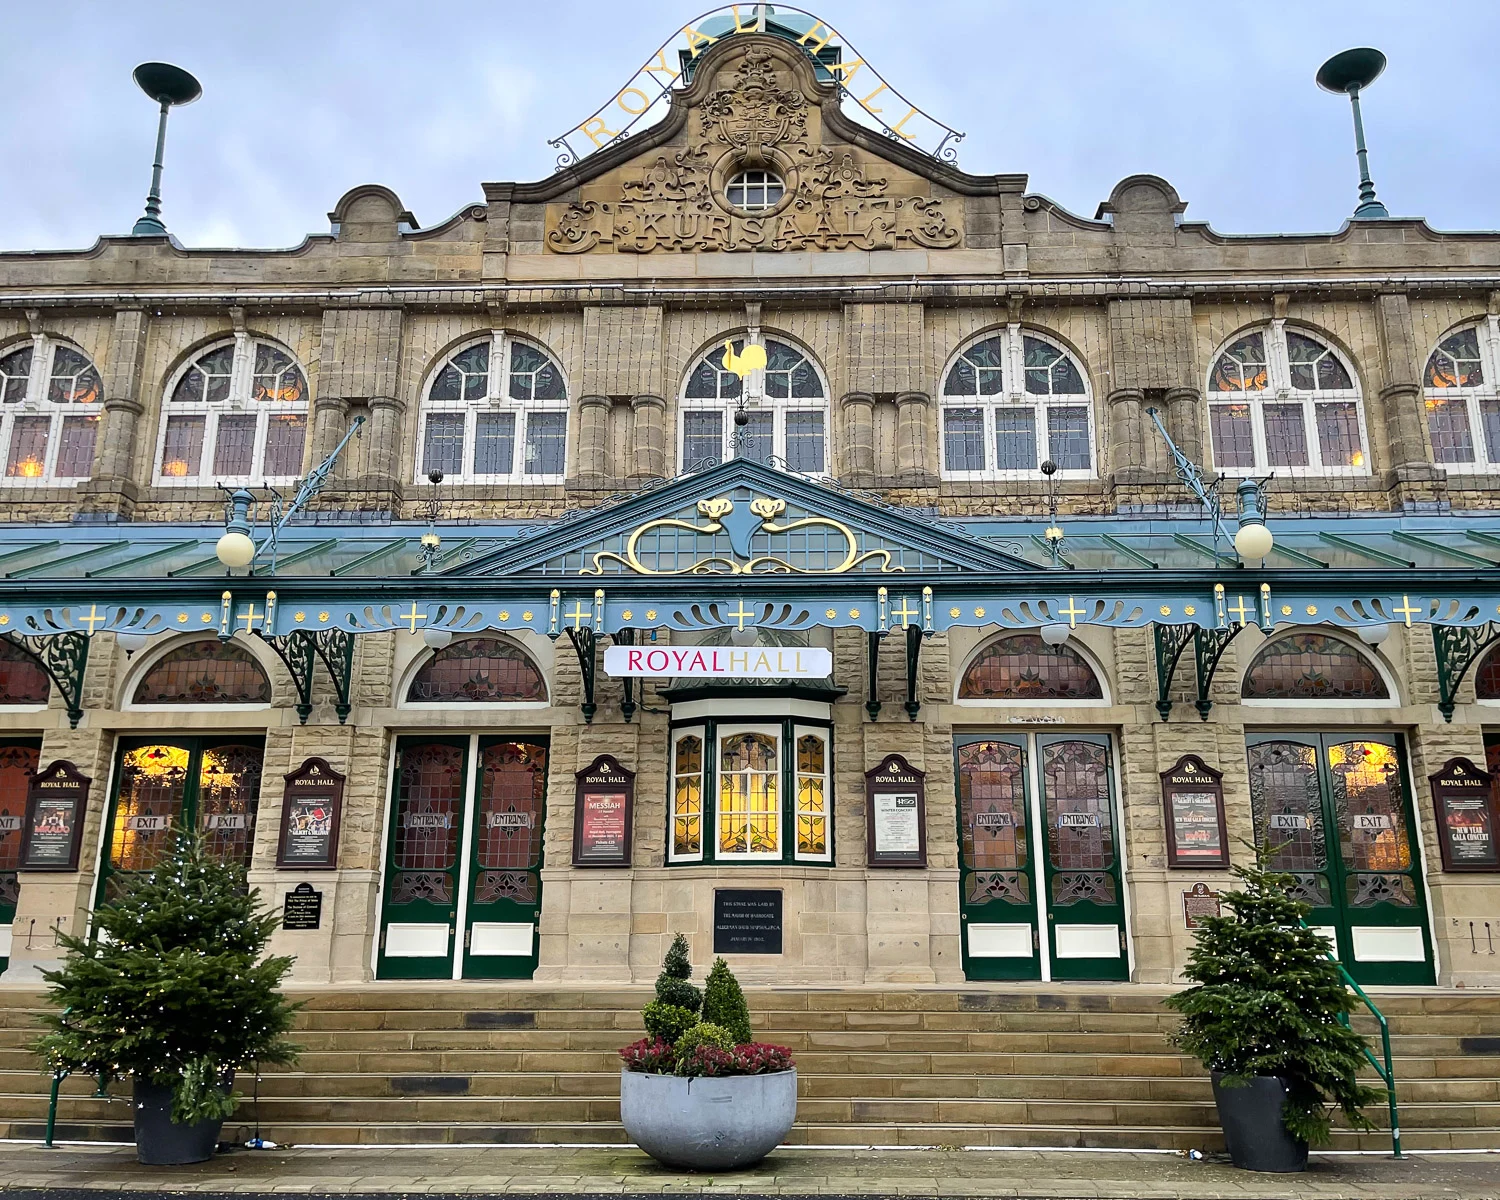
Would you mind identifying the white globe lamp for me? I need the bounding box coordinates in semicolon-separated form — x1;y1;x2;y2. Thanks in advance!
1040;623;1071;647
422;628;453;650
116;632;150;654
1358;623;1392;646
215;529;255;569
1234;521;1273;562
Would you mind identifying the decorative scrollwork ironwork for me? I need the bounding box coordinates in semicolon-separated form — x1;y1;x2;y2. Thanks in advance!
474;870;537;905
257;627;355;725
1347;872;1416;908
388;871;453;906
1051;872;1116;907
966;871;1029;906
1433;620;1500;722
1153;622;1196;722
1;631;89;728
1285;873;1331;907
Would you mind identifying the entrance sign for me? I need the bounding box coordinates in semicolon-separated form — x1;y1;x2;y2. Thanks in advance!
603;645;830;679
276;757;346;869
865;753;927;867
1160;755;1230;870
713;888;783;954
573;754;635;867
282;882;323;930
20;760;90;871
1430;757;1500;872
547;5;964;168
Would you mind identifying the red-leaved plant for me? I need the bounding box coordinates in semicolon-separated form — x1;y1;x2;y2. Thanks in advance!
620;1037;795;1077
619;1037;676;1074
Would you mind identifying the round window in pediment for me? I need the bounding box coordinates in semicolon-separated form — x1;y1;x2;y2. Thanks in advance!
725;169;785;213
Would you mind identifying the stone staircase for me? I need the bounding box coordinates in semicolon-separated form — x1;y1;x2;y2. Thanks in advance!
2;985;1499;1150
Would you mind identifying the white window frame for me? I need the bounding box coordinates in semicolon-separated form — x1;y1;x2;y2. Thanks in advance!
415;332;570;485
0;334;102;486
1421;316;1500;474
668;724;707;864
938;325;1096;482
791;723;832;864
713;722;784;862
1237;627;1399;709
677;331;829;475
121;633;275;713
952;632;1113;708
154;335;310;487
1206;320;1370;478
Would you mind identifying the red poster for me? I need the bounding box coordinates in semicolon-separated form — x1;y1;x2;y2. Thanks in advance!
578;792;628;861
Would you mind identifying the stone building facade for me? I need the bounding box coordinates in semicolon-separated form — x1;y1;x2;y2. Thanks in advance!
1;28;1500;997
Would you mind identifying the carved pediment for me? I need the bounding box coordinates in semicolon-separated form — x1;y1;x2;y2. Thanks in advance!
544;38;963;255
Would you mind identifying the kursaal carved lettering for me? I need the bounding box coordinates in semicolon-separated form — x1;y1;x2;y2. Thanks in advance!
546;48;961;254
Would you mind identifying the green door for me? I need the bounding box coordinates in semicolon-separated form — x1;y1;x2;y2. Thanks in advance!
98;737;264;904
378;737;468;980
956;732;1128;982
462;738;548;979
378;735;549;981
1246;732;1433;986
0;740;41;973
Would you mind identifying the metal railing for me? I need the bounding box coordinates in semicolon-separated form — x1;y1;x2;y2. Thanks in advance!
1303;922;1401;1158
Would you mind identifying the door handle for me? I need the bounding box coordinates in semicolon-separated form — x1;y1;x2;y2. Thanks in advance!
1047;912;1055;920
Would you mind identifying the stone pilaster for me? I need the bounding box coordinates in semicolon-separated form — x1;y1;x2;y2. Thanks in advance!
1374;290;1447;510
894;391;933;481
311;395;353;466
76;307;148;520
573;394;613;484
1164;385;1203;467
840;392;875;485
629;394;667;481
1106;387;1148;481
358;394;406;506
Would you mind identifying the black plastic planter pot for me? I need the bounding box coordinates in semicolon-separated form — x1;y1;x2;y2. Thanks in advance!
1210;1071;1309;1173
131;1079;225;1165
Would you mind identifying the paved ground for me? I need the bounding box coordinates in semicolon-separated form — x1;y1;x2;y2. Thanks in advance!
0;1144;1496;1199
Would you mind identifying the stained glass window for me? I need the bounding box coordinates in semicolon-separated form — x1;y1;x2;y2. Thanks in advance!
1422;322;1500;469
110;744;191;874
719;730;780;858
959;634;1104;701
680;337;826;471
406;638;546;703
957;740;1028;872
1208;324;1366;474
1242;633;1389;701
1473;643;1500;700
0;338;102;483
418;335;568;483
392;742;464;872
1247;740;1327;873
671;732;704;861
132;640;272;705
158;339;309;484
941;328;1093;478
0;744;39;877
0;639;49;705
197;743;263;867
795;731;829;860
476;741;547;870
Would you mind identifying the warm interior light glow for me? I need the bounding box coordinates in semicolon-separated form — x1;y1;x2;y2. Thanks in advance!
1350;450;1366;467
162;459;189;477
15;457;43;478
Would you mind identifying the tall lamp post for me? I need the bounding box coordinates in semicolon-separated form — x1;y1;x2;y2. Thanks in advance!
130;62;202;236
1316;47;1390;221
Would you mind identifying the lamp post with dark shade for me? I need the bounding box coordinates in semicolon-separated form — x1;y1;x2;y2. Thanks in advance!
130;62;202;236
1316;47;1390;221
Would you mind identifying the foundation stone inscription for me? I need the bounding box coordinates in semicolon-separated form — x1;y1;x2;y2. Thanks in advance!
713;888;783;955
282;882;323;931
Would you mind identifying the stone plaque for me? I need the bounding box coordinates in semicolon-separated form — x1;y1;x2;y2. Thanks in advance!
276;758;345;869
282;882;323;931
19;760;91;871
713;888;783;955
1183;883;1222;929
572;754;634;867
1160;755;1230;870
865;754;927;867
1430;757;1500;872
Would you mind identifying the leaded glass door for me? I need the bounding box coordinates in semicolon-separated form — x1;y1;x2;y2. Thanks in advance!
98;737;265;905
0;740;40;972
378;737;467;980
1036;734;1128;981
956;735;1041;980
462;738;548;979
1246;732;1433;986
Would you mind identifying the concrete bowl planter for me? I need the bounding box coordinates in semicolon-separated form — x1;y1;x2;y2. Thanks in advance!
619;1068;797;1170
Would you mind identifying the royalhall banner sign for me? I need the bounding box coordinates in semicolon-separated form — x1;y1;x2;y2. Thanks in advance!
547;4;963;168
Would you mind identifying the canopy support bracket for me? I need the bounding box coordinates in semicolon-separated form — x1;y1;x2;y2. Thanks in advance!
566;627;598;724
2;632;89;729
1434;621;1500;722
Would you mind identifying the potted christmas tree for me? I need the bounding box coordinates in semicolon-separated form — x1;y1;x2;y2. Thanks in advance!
1166;860;1382;1172
34;829;299;1164
618;933;796;1170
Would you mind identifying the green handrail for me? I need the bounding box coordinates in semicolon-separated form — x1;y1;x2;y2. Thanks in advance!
1301;921;1401;1158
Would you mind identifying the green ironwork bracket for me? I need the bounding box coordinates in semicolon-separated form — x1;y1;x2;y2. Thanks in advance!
1433;621;1500;722
566;626;598;724
1192;624;1248;722
257;628;355;725
866;630;883;720
2;631;88;729
615;629;636;723
1153;622;1196;721
904;624;924;722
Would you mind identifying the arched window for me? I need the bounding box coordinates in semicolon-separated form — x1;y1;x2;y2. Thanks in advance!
155;338;309;485
959;634;1103;700
1207;323;1367;475
679;336;827;472
417;334;568;483
940;328;1093;479
0;336;102;484
406;638;547;703
132;639;272;705
0;640;49;705
1423;318;1500;470
1241;632;1389;701
1473;642;1500;700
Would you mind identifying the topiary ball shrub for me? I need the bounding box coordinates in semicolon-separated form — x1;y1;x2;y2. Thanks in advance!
642;1000;698;1045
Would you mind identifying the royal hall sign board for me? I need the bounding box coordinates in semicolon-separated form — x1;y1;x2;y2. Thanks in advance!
603;645;831;678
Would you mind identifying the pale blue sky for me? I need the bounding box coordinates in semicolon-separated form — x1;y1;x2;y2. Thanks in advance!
4;0;1495;250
